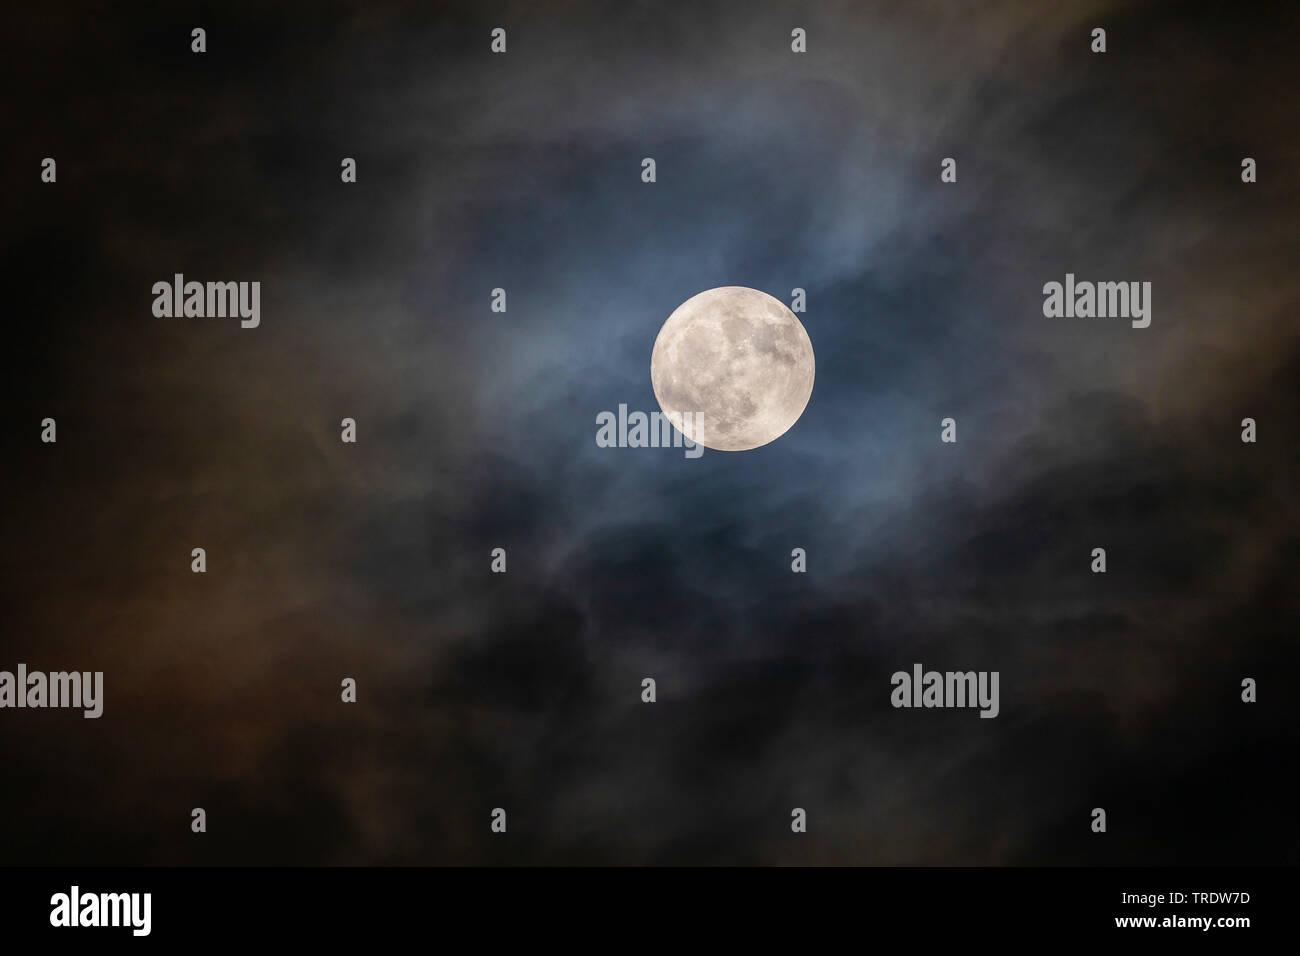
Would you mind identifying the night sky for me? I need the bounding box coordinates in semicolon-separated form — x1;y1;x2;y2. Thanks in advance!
3;0;1298;865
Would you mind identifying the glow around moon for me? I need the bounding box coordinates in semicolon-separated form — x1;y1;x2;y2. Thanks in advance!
650;287;815;451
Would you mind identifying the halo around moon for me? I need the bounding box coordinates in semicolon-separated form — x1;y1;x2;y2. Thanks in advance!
650;286;815;452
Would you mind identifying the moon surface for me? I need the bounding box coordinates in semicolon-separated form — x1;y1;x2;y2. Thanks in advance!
651;287;815;451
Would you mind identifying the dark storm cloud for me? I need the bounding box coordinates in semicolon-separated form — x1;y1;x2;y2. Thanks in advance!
1;0;1296;864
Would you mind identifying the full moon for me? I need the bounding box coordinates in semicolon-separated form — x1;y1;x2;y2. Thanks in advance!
651;287;815;451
